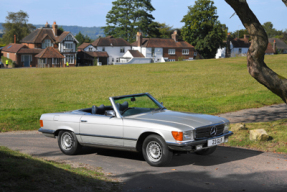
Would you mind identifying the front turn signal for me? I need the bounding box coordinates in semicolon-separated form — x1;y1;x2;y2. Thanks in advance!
172;131;183;141
40;120;43;127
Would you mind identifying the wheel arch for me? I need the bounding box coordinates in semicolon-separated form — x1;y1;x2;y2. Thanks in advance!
54;127;75;137
136;131;165;152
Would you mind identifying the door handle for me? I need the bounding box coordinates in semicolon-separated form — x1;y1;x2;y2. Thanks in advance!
81;120;87;122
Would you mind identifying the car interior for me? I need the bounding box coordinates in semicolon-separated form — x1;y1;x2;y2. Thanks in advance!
79;101;129;115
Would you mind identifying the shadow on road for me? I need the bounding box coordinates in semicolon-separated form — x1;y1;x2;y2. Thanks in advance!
116;169;287;192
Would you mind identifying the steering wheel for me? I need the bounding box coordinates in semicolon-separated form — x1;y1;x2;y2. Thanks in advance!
121;107;134;115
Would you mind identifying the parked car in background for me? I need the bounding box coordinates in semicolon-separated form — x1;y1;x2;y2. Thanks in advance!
39;93;233;166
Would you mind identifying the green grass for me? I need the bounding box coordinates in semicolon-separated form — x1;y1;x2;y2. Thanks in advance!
0;55;286;132
0;146;119;192
223;119;287;153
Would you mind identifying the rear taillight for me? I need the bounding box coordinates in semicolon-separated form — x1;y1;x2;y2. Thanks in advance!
40;120;43;127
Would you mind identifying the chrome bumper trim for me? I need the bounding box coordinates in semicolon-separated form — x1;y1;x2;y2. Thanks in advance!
167;131;233;151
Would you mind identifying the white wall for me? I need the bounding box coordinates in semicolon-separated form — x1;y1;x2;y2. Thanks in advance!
132;46;163;62
97;46;131;64
215;47;226;59
115;58;151;65
84;45;97;52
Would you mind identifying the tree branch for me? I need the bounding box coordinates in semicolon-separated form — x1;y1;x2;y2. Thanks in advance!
282;0;287;7
225;0;287;103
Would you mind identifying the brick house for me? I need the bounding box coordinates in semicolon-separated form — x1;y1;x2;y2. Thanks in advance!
1;22;78;67
131;31;197;63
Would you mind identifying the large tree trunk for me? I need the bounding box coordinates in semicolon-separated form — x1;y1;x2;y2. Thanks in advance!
225;0;287;103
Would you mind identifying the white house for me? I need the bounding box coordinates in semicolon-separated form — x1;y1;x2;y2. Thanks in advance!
216;34;250;59
131;31;196;63
117;50;151;65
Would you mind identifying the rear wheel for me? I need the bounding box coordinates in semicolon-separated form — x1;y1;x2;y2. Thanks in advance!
142;134;172;166
195;146;217;155
58;131;81;155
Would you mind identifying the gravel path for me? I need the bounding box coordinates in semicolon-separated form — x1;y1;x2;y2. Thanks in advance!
217;103;287;123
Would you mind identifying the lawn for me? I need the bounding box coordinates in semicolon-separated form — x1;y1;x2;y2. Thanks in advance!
0;146;119;192
223;119;287;153
0;54;286;132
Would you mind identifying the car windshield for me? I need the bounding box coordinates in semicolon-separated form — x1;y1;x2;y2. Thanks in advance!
113;94;163;117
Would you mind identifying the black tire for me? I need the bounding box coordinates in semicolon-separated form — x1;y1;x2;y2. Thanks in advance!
58;131;81;155
142;134;173;167
195;146;217;156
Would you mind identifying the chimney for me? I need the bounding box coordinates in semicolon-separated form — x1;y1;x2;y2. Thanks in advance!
45;22;50;28
273;39;276;53
14;35;16;44
171;30;178;42
136;32;142;47
226;33;231;58
52;21;58;36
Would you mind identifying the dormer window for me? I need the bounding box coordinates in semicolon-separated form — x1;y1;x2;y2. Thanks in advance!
42;39;52;49
89;47;93;51
102;47;105;51
120;48;125;53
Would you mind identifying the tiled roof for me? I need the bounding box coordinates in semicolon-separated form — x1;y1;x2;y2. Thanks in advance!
268;38;287;49
21;28;58;43
92;37;131;47
56;31;70;42
265;43;275;54
2;43;26;53
86;51;109;58
18;48;43;54
128;50;144;58
131;38;194;48
78;43;91;50
35;47;65;58
231;38;250;48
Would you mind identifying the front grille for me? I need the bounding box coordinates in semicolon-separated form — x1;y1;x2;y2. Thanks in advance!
194;124;224;139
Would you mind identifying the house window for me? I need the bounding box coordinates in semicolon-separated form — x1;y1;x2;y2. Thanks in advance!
239;48;242;54
112;58;114;62
168;59;175;62
42;39;52;49
102;47;105;51
116;58;120;62
38;58;46;64
64;43;73;50
168;49;175;55
120;48;125;53
182;49;189;55
66;55;74;64
89;47;93;51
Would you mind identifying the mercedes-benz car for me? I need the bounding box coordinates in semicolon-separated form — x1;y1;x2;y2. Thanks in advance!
39;93;233;166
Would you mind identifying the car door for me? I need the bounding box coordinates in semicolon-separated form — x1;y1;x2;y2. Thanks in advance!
79;115;124;147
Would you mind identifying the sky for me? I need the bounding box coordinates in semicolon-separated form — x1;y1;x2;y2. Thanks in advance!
0;0;286;32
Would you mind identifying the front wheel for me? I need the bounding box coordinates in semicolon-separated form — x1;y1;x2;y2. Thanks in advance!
142;134;173;167
58;131;81;155
195;146;217;156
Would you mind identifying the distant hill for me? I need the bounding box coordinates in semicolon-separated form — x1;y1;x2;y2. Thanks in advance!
0;23;105;40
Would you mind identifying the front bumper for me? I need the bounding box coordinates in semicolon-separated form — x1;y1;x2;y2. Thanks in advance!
167;131;233;152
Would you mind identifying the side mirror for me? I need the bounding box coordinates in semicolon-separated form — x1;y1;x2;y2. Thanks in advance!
105;110;116;117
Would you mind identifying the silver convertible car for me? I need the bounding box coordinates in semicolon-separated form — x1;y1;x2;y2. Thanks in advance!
39;93;233;166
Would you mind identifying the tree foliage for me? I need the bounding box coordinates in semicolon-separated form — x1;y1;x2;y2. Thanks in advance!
230;29;249;39
262;22;282;38
75;32;92;47
181;0;227;59
2;10;35;44
103;0;156;42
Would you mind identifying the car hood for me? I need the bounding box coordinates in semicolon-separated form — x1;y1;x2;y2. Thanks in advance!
126;110;227;130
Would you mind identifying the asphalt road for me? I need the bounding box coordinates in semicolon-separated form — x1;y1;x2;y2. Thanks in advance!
0;130;286;192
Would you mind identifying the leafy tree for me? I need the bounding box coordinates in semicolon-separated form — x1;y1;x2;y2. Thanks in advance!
181;0;227;59
58;26;64;34
103;0;156;42
75;32;92;47
230;29;249;39
156;22;173;39
2;10;35;44
262;22;282;38
224;0;287;103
